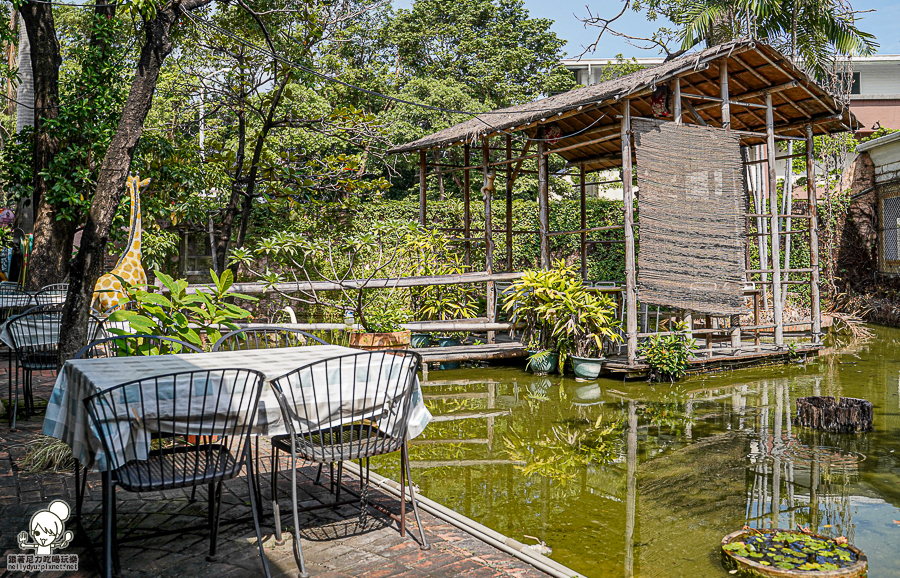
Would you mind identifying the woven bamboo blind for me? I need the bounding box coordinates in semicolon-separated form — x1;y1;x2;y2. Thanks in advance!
632;118;747;315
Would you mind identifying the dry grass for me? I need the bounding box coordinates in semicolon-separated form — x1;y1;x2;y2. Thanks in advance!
18;435;75;474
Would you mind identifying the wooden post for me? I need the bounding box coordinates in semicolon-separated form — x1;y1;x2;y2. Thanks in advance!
766;93;784;346
464;143;471;267
807;124;821;344
720;60;731;130
580;163;587;280
506;134;513;272
537;137;550;269
621;100;638;365
419;151;427;226
483;137;495;344
673;77;682;125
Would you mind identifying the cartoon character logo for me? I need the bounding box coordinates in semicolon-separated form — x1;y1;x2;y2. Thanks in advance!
18;500;74;555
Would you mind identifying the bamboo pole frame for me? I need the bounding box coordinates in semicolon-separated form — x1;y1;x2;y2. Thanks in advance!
766;92;785;346
621;100;638;364
483;136;496;344
537;137;550;269
807;124;822;343
464;144;471;267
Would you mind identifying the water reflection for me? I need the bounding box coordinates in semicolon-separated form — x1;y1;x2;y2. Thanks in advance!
371;328;900;578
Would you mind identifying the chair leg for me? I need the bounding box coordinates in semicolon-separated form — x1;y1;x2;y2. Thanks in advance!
254;438;263;510
101;470;114;578
287;446;309;578
111;485;121;576
334;462;343;503
10;362;18;431
272;448;283;546
245;445;271;578
399;446;407;538
314;463;323;485
403;441;430;550
206;481;223;562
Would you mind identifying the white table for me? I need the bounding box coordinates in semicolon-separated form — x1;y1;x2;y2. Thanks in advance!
42;345;432;471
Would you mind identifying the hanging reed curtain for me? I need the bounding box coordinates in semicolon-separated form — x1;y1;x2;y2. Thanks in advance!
632;118;747;315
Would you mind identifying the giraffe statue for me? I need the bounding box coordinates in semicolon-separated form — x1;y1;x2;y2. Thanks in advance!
92;176;149;312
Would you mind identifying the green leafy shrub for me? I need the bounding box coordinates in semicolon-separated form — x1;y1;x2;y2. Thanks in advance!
639;321;696;382
109;269;257;350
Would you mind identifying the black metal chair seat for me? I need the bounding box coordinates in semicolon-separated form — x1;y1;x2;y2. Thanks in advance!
113;443;239;493
270;423;397;464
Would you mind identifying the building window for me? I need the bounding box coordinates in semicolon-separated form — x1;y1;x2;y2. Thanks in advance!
851;72;861;95
182;231;213;276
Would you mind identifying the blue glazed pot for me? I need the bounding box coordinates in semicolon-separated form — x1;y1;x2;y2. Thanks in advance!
438;336;461;369
411;333;432;348
526;351;559;375
571;356;605;381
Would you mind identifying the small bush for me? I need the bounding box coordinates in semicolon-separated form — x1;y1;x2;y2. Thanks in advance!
640;321;696;382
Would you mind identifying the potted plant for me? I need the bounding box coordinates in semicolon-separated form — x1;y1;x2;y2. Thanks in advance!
502;261;621;377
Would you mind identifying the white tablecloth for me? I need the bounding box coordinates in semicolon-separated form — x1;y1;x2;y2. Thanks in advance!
0;315;105;349
42;345;432;471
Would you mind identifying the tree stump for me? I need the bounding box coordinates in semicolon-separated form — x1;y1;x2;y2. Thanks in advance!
794;396;873;433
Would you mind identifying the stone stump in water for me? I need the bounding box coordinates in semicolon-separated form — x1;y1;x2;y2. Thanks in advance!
794;396;873;433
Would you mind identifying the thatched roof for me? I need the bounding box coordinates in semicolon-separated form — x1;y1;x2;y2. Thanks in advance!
388;40;855;169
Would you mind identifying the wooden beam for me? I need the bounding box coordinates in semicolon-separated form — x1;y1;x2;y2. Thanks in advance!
464;143;471;267
546;131;620;156
674;77;682;124
752;50;836;115
483;136;496;344
807;124;821;343
510;138;532;182
175;271;527;295
766;93;784;346
720;60;731;130
506;134;513;272
621;100;637;364
419;151;427;226
537;137;550;269
580;164;587;280
683;97;708;126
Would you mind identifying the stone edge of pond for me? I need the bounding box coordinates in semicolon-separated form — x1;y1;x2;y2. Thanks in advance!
342;461;587;578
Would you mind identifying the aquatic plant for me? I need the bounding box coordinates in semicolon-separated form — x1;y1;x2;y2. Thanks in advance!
722;530;857;572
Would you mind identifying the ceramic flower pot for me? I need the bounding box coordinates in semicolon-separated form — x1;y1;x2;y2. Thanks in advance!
571;355;605;381
526;351;559;375
349;330;411;351
438;336;461;369
410;333;432;348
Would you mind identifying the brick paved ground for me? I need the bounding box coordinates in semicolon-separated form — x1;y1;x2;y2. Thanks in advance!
0;368;551;578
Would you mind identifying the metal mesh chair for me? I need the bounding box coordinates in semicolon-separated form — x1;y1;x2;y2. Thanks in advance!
212;325;328;504
74;335;203;359
0;285;35;323
35;283;68;305
270;351;428;577
83;369;270;578
212;326;328;351
6;304;62;429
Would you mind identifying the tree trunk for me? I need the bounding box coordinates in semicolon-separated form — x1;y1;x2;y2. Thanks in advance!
12;13;34;238
20;2;65;288
6;11;18;119
214;106;246;274
59;0;212;363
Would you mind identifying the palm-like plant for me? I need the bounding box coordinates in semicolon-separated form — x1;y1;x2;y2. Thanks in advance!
677;0;877;76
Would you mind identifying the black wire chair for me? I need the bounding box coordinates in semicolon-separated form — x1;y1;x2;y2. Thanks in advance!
74;335;203;359
83;369;270;578
212;325;328;504
0;285;35;323
6;304;63;429
269;351;429;577
35;283;68;305
212;326;328;351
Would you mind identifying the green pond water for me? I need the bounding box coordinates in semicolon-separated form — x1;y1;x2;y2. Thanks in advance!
370;325;900;578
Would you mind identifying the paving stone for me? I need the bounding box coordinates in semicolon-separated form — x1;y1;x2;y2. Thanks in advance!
0;369;557;578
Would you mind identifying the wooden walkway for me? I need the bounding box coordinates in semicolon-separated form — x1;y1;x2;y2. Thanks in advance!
605;340;823;378
413;342;527;364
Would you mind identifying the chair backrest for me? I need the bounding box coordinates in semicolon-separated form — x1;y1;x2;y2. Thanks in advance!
35;283;68;305
270;351;421;462
212;326;328;352
83;368;266;491
74;335;204;359
0;286;34;322
7;304;63;368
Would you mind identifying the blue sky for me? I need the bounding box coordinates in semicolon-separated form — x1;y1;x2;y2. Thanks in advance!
392;0;899;57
